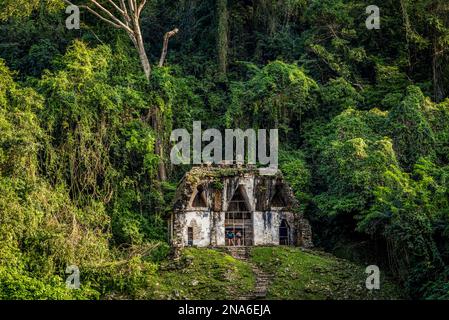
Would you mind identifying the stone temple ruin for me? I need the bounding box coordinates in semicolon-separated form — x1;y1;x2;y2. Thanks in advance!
168;165;313;249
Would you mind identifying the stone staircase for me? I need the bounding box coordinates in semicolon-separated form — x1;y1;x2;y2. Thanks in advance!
225;246;251;260
220;246;273;300
248;264;273;299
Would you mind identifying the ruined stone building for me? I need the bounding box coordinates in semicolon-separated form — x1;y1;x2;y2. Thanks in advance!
168;165;313;248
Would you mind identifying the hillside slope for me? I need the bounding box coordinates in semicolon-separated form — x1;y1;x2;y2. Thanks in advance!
250;247;403;300
150;247;404;300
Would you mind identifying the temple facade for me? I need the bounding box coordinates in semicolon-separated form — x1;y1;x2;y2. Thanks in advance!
168;165;313;249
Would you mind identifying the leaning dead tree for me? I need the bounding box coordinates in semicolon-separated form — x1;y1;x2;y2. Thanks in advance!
159;28;179;67
64;0;179;181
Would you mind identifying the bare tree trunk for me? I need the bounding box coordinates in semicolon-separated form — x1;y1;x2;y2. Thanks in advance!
400;0;412;68
430;1;448;103
432;39;445;102
217;0;229;74
130;19;168;180
135;34;167;181
152;28;179;181
135;31;151;80
152;107;167;181
155;135;167;181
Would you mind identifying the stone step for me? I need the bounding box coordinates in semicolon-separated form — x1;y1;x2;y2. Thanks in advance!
221;246;251;259
211;247;273;300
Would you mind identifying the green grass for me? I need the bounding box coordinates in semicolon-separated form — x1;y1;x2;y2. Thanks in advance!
250;246;405;300
103;246;405;300
151;248;255;299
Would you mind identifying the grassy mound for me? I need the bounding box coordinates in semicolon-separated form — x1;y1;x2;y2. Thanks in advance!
89;246;405;300
152;248;255;299
250;247;404;300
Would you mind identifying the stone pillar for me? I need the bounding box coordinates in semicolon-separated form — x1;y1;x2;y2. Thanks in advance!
298;217;313;248
172;211;186;250
210;211;217;246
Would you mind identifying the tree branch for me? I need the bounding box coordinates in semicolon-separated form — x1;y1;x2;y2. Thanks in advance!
128;0;135;13
137;0;147;16
119;0;131;27
89;0;133;33
82;4;122;29
106;0;124;15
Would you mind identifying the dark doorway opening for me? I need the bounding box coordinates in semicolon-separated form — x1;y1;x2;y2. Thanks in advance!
187;227;193;246
279;219;290;245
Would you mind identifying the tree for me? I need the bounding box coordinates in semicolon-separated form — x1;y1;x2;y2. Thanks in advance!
62;0;179;180
387;86;436;170
64;0;178;80
0;0;177;180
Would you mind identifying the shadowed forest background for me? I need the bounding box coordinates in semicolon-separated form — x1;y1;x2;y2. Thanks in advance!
0;0;449;299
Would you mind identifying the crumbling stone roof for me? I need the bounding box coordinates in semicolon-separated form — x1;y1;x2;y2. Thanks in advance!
171;164;302;214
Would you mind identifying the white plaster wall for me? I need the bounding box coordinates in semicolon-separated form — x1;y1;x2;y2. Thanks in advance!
182;211;227;247
184;211;211;247
253;211;278;245
253;211;295;245
180;210;295;247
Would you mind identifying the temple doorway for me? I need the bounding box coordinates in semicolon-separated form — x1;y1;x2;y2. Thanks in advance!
279;219;290;245
225;186;253;246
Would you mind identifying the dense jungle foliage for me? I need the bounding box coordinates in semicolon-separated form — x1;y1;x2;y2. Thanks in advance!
0;0;449;299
